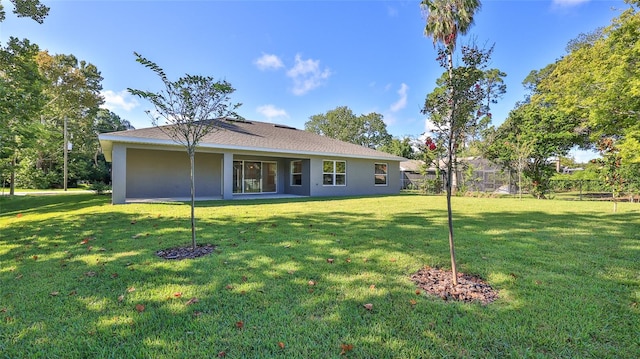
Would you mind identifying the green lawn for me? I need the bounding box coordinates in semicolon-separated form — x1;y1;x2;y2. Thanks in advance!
1;194;638;358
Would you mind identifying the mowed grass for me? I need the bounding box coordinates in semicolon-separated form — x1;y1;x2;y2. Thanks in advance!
1;194;638;358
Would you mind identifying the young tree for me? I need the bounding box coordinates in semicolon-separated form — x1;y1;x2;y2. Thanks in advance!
422;44;494;284
484;103;582;199
421;0;483;286
128;52;241;251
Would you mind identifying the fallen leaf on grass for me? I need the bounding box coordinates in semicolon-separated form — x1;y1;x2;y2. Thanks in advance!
308;280;316;286
193;311;202;317
16;213;23;218
135;304;145;312
130;220;137;225
15;274;23;280
225;285;234;290
49;291;59;296
85;271;96;277
340;343;354;355
173;292;182;298
0;308;6;313
345;258;351;263
326;258;334;264
235;321;244;329
117;295;125;302
68;290;77;296
217;351;226;357
81;238;90;245
363;303;373;311
409;299;417;306
278;342;285;349
185;297;199;305
390;258;397;262
369;284;376;290
33;255;38;260
415;289;421;295
127;287;135;293
110;273;119;279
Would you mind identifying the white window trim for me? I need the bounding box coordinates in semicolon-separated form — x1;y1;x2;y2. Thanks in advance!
322;160;347;187
291;160;302;187
374;162;388;186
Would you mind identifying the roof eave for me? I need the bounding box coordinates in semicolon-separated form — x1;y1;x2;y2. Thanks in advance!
97;135;405;162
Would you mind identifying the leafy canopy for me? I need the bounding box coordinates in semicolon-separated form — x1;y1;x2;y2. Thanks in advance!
305;106;391;149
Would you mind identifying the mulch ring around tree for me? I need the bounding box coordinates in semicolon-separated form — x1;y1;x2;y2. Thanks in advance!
156;244;217;260
411;266;498;305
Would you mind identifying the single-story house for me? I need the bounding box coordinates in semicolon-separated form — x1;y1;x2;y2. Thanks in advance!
98;118;406;204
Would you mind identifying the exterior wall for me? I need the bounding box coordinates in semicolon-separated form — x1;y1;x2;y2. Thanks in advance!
309;157;400;197
109;144;400;203
126;148;222;198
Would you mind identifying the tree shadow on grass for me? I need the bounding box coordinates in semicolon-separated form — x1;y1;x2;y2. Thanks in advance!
1;195;639;357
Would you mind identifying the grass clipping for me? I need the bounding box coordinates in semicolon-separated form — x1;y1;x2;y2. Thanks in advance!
411;266;498;305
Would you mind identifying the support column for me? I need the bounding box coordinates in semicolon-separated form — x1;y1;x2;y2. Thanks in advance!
222;152;234;200
111;144;127;204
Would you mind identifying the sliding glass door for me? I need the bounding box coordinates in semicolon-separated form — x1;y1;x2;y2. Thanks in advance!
233;160;277;194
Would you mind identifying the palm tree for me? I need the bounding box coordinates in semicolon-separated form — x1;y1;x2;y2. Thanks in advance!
421;0;481;286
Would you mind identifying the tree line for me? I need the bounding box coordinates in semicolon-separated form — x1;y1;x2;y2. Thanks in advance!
0;1;131;193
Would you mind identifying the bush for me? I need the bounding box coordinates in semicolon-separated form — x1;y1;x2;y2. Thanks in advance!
89;182;110;195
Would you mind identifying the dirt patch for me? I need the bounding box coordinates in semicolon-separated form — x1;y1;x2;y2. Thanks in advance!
411;266;498;305
156;244;217;260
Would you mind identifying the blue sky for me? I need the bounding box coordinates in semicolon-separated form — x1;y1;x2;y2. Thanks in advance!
1;0;630;161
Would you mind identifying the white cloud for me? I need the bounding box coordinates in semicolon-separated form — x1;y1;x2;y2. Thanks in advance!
101;90;138;112
389;83;408;112
286;54;331;95
552;0;589;8
254;53;284;71
257;104;289;120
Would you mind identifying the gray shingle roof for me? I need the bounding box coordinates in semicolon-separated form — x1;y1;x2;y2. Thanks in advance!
99;118;405;161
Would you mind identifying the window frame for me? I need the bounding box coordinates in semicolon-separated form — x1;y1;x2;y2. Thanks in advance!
232;160;278;194
322;160;347;186
290;160;302;186
374;163;388;186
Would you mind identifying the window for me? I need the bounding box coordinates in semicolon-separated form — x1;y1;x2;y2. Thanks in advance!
291;160;302;186
233;160;277;194
375;163;388;186
323;160;346;186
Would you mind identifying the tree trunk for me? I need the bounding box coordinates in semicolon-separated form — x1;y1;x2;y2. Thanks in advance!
63;117;68;191
446;126;458;287
10;156;16;196
189;150;197;250
446;48;458;286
